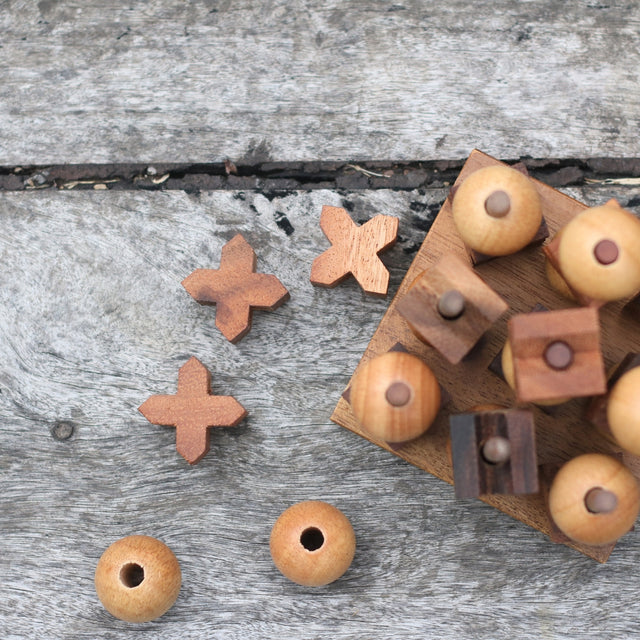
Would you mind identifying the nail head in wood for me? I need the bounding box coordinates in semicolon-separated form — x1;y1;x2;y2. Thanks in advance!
139;357;247;464
450;409;538;499
508;307;606;403
310;205;399;295
396;253;508;364
481;435;511;465
437;289;466;320
182;233;290;343
484;190;511;218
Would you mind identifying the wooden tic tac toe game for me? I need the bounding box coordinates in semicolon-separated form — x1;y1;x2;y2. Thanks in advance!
332;150;640;563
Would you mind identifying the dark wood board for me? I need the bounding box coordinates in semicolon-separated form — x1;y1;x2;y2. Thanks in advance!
331;150;640;562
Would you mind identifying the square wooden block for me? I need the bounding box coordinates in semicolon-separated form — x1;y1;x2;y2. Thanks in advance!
396;254;508;364
450;409;538;499
508;307;606;403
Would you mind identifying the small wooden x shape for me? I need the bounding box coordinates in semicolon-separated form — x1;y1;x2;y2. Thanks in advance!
182;234;290;343
139;357;247;464
310;206;399;295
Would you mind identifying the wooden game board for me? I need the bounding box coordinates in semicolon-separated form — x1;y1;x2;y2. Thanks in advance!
331;149;640;562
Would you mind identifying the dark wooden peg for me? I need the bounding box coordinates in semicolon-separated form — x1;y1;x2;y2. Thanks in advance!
396;254;508;364
450;409;538;499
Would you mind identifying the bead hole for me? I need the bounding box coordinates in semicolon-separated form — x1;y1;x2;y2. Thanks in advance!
300;527;324;551
120;562;145;588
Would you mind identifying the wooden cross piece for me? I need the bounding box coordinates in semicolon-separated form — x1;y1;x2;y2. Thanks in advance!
310;205;399;295
182;234;290;343
139;357;247;464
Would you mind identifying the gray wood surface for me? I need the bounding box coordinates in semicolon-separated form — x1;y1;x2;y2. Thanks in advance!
2;1;640;164
2;186;640;639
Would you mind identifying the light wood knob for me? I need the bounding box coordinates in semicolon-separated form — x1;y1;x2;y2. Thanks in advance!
557;203;640;301
350;351;441;443
94;535;181;623
452;165;542;256
548;454;640;545
607;367;640;455
270;501;356;586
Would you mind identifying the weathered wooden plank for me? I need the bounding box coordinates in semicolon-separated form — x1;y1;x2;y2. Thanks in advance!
1;186;640;638
2;1;640;163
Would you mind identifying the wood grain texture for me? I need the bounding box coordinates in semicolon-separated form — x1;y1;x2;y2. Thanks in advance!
3;1;640;163
331;151;640;563
2;186;640;639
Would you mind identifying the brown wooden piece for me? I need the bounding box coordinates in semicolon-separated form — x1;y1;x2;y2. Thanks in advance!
450;409;538;499
349;351;441;443
139;357;247;464
310;205;399;295
451;164;544;258
396;253;508;364
182;233;290;343
94;535;181;623
269;501;356;587
331;149;640;562
508;307;606;403
548;454;640;546
543;201;640;305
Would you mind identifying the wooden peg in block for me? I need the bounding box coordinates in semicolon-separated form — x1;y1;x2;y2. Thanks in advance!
548;453;640;546
508;307;606;403
543;201;640;305
396;254;508;364
586;353;640;455
310;205;399;295
182;234;290;343
349;351;441;444
449;409;538;499
451;164;545;261
139;357;247;464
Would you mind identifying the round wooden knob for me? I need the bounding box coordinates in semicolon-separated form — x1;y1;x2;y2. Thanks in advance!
349;351;441;443
94;535;181;623
500;339;568;406
548;454;640;546
557;203;640;301
451;165;542;256
607;367;640;455
270;501;356;587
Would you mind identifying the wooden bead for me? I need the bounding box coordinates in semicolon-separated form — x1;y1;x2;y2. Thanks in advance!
95;535;181;623
451;165;542;256
607;367;640;455
548;454;640;546
557;203;640;301
500;339;568;406
270;501;356;587
349;351;440;443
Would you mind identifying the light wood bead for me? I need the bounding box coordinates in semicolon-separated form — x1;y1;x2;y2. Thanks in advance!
451;165;542;256
95;535;181;623
548;454;640;546
350;351;441;443
557;203;640;301
607;367;640;455
270;501;356;587
500;339;568;406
